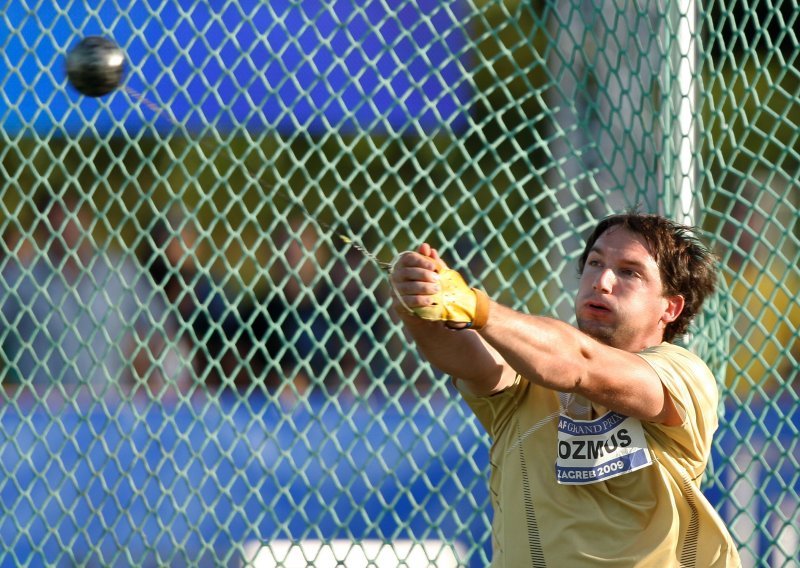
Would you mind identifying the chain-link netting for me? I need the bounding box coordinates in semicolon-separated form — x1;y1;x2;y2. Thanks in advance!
1;1;797;566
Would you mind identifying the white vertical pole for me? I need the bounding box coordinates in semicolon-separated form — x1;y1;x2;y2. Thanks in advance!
677;0;698;225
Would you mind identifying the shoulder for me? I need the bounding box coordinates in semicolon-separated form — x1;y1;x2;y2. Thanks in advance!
637;343;720;456
638;342;709;368
637;342;710;374
637;343;718;407
636;343;715;387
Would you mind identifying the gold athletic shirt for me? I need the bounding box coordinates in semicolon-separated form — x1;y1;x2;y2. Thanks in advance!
456;342;741;567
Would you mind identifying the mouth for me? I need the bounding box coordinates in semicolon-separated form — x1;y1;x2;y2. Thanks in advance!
583;301;612;315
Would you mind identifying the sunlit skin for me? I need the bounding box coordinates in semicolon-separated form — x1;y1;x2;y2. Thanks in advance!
575;226;681;352
391;230;685;425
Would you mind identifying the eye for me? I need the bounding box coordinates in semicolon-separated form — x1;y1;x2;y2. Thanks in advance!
620;268;641;278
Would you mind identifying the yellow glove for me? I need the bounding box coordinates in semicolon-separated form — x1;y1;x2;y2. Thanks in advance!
410;261;490;330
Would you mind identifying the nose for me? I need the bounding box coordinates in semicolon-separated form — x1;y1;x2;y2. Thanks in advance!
593;268;616;293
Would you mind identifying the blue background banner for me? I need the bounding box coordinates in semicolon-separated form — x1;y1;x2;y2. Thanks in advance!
1;1;472;136
0;395;794;566
0;393;491;566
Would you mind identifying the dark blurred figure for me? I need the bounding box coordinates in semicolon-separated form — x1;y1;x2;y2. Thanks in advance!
327;241;398;394
243;215;405;400
139;207;241;391
0;189;170;398
243;216;342;400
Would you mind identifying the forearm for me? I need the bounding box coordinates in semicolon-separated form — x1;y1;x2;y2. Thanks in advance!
476;301;673;421
390;241;682;423
394;305;508;390
478;301;590;393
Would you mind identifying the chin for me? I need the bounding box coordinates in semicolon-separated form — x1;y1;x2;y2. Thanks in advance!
578;320;623;348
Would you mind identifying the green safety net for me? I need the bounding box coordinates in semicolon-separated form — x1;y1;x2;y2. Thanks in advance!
0;1;797;566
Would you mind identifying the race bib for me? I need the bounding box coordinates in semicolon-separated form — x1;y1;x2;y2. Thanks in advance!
556;411;652;485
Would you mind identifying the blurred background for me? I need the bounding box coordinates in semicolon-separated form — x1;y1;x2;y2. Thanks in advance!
0;1;797;566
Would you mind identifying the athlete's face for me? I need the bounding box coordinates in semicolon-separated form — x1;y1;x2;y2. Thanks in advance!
575;226;683;351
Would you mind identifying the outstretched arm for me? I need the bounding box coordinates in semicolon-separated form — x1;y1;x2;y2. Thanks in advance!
391;244;681;425
390;244;516;395
477;301;681;424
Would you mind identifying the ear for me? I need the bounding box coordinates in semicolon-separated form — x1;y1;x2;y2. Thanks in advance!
661;294;685;325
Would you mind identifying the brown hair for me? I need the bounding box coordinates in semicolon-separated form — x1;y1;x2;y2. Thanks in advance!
577;211;718;343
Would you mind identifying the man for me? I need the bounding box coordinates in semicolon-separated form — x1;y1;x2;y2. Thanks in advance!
390;212;741;566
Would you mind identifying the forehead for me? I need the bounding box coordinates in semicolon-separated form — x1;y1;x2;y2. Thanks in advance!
592;226;657;266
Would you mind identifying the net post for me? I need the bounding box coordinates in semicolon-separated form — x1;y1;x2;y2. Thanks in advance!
676;0;698;226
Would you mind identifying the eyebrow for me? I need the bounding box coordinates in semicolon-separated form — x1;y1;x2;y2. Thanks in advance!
587;245;652;272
